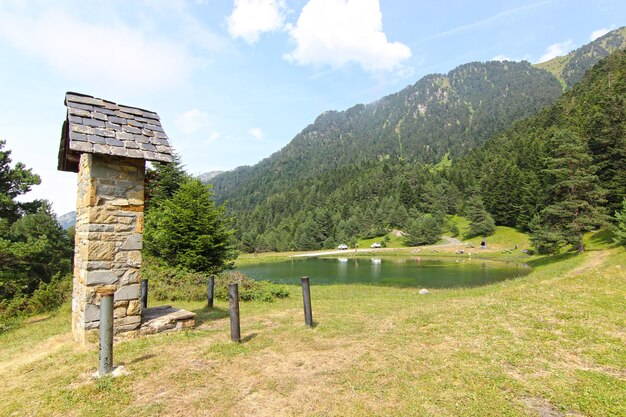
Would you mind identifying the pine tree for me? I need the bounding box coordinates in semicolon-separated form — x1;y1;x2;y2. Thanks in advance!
613;198;626;247
535;129;607;253
464;195;496;238
145;153;189;211
144;179;237;273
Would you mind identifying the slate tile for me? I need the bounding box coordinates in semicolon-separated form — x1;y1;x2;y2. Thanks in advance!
69;108;90;117
118;106;144;116
139;143;157;152
66;95;103;106
92;112;108;121
110;146;127;156
69;115;82;124
152;138;169;146
72;125;95;135
124;141;139;149
141;129;154;137
83;118;106;128
154;131;168;139
142;111;160;121
105;137;124;147
128;119;144;128
145;124;164;132
156;145;171;153
106;122;122;130
93;128;115;138
123;125;142;134
108;116;127;125
143;151;159;160
135;136;149;144
69;132;87;142
115;131;134;141
114;110;134;119
70;141;93;153
93;144;109;154
126;149;143;158
98;108;117;116
88;135;106;144
68;102;93;112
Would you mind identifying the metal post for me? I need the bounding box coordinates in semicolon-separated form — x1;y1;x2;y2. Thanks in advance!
140;279;148;309
301;276;313;327
99;292;114;376
228;283;241;342
207;275;215;308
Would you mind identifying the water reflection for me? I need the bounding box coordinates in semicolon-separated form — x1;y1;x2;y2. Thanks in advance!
239;256;530;289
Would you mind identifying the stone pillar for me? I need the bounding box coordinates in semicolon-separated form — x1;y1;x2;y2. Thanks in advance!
72;153;145;343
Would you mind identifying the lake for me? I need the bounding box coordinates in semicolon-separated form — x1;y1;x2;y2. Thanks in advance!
238;256;530;288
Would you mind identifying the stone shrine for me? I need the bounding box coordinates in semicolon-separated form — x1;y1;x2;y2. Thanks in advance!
58;92;194;343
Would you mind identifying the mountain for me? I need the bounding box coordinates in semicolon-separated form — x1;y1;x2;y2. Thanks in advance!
535;26;626;89
212;60;562;208
57;211;76;229
198;171;223;183
206;30;626;252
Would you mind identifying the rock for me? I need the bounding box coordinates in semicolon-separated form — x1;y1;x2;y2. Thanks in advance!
419;289;429;295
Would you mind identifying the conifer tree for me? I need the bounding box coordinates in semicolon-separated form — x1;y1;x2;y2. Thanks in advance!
613;198;626;247
464;195;496;238
534;129;607;253
144;179;237;273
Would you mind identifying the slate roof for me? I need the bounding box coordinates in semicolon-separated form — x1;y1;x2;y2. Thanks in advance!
58;92;173;172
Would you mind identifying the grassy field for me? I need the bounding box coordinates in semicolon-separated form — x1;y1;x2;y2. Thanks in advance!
1;243;624;416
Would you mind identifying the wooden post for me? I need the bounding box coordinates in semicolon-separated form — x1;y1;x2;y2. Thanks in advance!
98;292;114;375
207;275;215;308
228;283;241;342
140;279;148;309
301;276;313;327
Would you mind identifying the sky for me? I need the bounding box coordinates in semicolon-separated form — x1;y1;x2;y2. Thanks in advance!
0;0;624;216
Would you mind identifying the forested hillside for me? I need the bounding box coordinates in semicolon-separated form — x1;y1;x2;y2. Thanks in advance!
211;61;562;209
453;49;625;251
535;26;626;89
218;48;625;253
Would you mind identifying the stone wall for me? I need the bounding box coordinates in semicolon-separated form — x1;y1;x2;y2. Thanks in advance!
72;153;145;343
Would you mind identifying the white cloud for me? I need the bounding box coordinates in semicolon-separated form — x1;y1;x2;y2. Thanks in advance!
537;40;573;63
285;0;411;72
177;109;211;135
590;27;609;41
492;54;513;61
248;127;264;141
227;0;286;44
0;7;194;91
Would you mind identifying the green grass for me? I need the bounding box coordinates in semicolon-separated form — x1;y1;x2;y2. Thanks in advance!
1;247;624;416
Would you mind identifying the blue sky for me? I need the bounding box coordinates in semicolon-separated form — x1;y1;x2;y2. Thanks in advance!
0;0;623;215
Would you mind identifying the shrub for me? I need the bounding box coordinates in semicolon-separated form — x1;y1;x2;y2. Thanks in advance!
142;256;289;303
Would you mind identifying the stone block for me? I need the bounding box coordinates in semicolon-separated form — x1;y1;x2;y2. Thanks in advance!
121;234;142;250
115;284;140;301
127;251;142;267
87;241;115;260
114;306;127;319
85;270;118;286
120;269;141;285
86;261;112;271
84;303;100;322
127;300;141;316
114;315;141;327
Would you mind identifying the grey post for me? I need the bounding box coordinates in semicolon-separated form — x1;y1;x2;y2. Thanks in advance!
140;278;148;309
207;275;215;308
99;292;114;375
301;276;313;327
228;283;241;342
